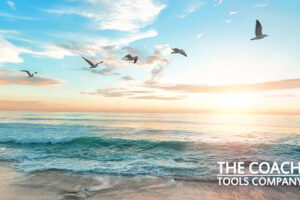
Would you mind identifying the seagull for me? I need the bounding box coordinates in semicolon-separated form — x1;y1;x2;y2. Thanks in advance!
21;70;37;77
171;48;187;57
251;20;269;40
123;54;138;64
82;56;103;68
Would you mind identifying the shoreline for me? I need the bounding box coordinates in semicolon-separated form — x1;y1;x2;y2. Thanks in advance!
1;162;300;200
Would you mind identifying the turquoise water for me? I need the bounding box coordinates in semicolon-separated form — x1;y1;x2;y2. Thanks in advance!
0;112;300;179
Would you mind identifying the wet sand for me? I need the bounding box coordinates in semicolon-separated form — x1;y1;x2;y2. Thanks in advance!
1;162;300;200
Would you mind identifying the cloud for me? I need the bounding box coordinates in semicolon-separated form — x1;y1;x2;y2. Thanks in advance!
0;12;37;20
46;0;165;32
0;37;32;63
147;79;300;93
180;1;204;18
0;70;63;86
0;100;44;107
214;0;223;7
254;3;268;7
225;19;232;24
136;43;172;82
81;87;185;100
254;0;268;8
0;36;76;64
121;76;135;81
154;44;172;56
149;66;164;81
7;1;15;10
57;30;157;60
141;56;170;83
0;29;19;35
229;11;238;15
196;33;202;39
81;67;120;76
81;88;152;97
130;95;186;100
32;45;75;59
139;55;170;67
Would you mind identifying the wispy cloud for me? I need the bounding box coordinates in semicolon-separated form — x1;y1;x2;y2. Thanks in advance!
46;0;165;32
229;11;238;15
225;19;232;24
81;87;185;100
7;1;16;10
0;70;63;86
180;1;204;18
81;88;152;97
254;0;268;8
57;30;158;57
214;0;223;7
196;33;202;39
147;79;300;93
0;12;37;20
121;76;135;81
0;36;75;64
0;100;43;107
0;29;19;35
81;67;120;76
130;95;186;100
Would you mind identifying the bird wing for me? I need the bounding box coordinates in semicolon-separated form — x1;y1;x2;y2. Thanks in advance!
255;20;263;36
133;56;138;64
82;57;94;67
96;61;104;65
123;54;131;59
181;50;187;57
21;70;31;76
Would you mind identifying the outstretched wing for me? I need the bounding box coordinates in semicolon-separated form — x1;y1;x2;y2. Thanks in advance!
180;50;187;57
21;70;31;76
96;61;104;65
82;57;94;67
133;57;138;64
123;54;131;59
255;20;262;37
172;48;179;52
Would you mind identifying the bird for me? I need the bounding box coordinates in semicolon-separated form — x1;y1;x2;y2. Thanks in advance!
123;54;138;64
251;20;269;40
21;70;37;77
82;56;103;68
171;48;187;57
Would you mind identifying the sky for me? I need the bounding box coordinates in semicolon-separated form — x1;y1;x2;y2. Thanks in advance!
0;0;300;114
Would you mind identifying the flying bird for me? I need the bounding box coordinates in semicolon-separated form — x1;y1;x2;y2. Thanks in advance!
251;20;269;40
82;56;103;68
171;48;187;57
123;54;138;64
21;70;37;77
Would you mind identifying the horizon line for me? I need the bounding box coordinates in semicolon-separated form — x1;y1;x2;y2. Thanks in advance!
1;109;300;115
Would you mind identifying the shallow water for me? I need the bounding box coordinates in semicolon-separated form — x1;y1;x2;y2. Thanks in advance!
0;112;300;180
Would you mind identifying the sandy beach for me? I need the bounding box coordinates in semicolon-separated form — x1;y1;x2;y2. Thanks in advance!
1;161;300;200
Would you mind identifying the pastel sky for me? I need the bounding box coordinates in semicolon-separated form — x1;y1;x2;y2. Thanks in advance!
0;0;300;114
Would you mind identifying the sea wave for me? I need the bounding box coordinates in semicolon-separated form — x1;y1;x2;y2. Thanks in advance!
0;136;190;150
0;137;75;144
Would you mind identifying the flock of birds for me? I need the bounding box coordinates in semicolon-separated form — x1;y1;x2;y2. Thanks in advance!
80;47;187;69
20;20;268;77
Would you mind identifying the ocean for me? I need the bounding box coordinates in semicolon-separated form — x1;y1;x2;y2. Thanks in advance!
1;112;300;199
